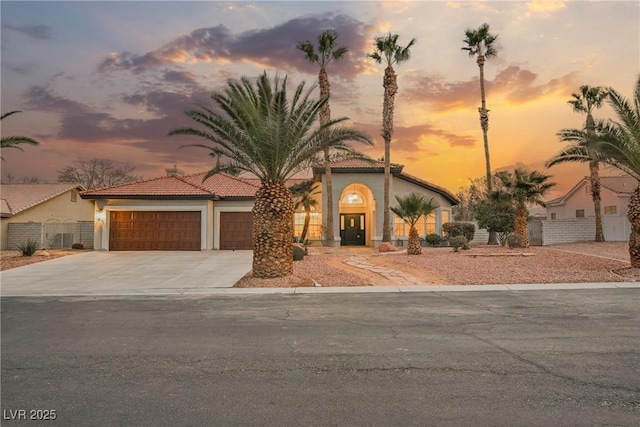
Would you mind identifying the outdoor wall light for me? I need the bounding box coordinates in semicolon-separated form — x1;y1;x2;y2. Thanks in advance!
95;210;106;222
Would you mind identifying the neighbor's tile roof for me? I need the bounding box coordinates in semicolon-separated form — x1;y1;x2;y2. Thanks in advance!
547;175;638;206
0;183;84;217
601;176;638;194
81;172;309;199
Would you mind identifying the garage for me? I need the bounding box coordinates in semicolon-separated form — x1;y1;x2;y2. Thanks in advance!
219;212;253;250
109;211;201;251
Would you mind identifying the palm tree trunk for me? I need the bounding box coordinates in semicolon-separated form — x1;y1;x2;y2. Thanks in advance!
627;185;640;267
590;161;605;242
382;66;398;243
318;67;337;247
477;56;499;246
252;183;294;278
301;207;311;242
515;202;529;248
408;225;422;255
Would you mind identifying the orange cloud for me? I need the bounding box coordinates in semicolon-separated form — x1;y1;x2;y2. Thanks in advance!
405;66;578;112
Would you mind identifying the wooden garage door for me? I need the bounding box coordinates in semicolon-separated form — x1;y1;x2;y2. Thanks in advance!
220;212;253;250
109;211;201;251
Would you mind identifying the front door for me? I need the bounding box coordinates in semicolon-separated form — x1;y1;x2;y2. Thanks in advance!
340;214;365;246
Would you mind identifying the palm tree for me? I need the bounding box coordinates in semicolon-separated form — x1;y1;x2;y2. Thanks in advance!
1;111;39;160
368;33;416;243
567;85;609;242
462;23;499;245
390;193;439;255
169;73;372;278
290;179;320;242
497;169;555;248
297;30;348;247
547;75;640;266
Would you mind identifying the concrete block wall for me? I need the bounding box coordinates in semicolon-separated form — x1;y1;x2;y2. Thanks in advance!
76;221;94;249
541;218;596;245
7;222;43;250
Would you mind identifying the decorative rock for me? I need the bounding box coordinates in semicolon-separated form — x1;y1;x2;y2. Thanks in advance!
378;242;398;253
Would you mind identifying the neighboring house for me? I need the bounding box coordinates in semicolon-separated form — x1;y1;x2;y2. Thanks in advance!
81;160;458;251
1;183;94;250
545;175;637;241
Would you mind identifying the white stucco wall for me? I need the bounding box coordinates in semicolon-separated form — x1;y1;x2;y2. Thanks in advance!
547;181;629;220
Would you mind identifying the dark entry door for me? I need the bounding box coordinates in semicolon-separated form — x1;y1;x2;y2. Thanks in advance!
340;214;365;246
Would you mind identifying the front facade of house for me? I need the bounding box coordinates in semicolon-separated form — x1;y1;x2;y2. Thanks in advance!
81;161;458;251
1;183;93;250
546;175;637;241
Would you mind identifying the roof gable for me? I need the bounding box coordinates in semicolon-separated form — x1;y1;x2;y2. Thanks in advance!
396;173;459;205
1;183;85;217
547;175;638;206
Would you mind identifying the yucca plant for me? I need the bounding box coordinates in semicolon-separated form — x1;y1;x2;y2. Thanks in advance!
170;73;372;278
16;239;39;257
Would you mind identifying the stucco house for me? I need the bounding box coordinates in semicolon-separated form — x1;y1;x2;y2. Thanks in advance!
81;160;458;251
546;175;637;241
1;183;94;250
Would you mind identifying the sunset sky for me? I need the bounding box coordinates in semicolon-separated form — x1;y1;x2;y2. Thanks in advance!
1;1;638;198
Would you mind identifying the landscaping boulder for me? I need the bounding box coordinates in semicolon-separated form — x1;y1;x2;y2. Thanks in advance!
378;242;398;253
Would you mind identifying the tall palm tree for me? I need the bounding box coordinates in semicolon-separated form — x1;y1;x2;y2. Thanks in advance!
497;169;555;248
462;23;499;245
290;179;320;242
368;33;416;243
567;85;609;242
169;73;372;278
391;193;439;255
548;75;640;266
297;30;348;247
1;110;39;160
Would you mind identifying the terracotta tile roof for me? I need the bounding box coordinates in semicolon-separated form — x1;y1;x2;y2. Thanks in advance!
313;158;404;174
81;172;311;199
81;174;214;198
182;173;260;198
396;172;459;205
1;183;84;217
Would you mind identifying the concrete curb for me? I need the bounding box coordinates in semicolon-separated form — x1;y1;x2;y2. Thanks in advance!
2;282;638;298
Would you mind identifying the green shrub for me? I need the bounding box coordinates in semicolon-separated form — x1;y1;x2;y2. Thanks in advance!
449;236;468;252
17;239;39;257
425;234;443;247
506;234;523;249
293;244;306;261
72;243;84;250
442;222;475;242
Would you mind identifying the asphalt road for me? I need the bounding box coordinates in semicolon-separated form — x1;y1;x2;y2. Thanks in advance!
2;290;639;426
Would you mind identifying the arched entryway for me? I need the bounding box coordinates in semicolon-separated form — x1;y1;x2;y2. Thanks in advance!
339;183;375;246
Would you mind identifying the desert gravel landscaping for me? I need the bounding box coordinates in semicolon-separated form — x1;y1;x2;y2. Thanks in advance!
234;241;638;287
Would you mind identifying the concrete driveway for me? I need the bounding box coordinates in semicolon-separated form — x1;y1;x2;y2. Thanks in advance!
0;251;253;297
